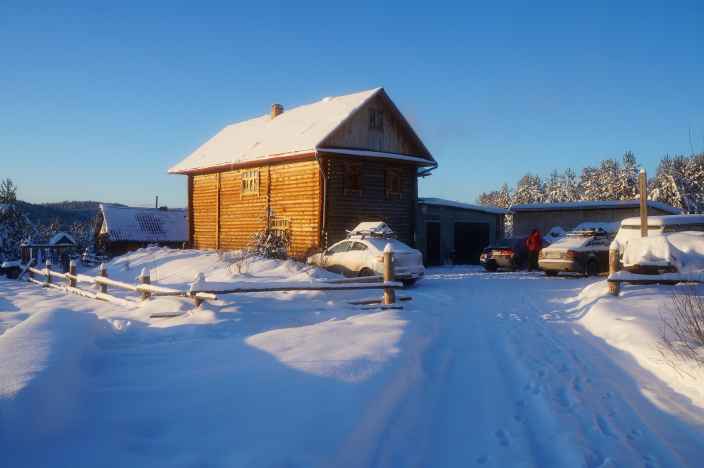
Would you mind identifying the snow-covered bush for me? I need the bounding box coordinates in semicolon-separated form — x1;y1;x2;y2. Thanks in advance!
661;286;704;367
0;204;34;261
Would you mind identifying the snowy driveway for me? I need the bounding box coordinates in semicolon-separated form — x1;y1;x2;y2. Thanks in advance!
1;267;704;467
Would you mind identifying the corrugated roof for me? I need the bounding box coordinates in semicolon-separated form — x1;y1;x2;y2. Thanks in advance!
100;204;187;243
168;87;435;174
511;200;681;214
419;197;508;215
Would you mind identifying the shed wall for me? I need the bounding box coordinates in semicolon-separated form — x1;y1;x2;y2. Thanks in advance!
512;206;674;237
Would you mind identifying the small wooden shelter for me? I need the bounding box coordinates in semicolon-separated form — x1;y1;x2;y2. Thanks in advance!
95;204;188;257
169;87;437;258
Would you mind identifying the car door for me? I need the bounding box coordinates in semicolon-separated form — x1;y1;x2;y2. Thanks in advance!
347;242;371;274
322;241;353;274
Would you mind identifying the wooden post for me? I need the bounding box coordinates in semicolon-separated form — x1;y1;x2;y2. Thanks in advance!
639;168;648;238
608;242;620;296
190;272;206;308
383;244;396;305
99;263;108;294
139;268;151;301
68;260;77;288
45;260;52;286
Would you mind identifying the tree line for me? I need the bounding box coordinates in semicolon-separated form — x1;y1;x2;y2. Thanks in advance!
478;151;704;214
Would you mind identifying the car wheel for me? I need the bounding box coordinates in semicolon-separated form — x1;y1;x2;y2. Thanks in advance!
544;270;558;277
358;267;375;277
586;260;599;277
483;262;498;272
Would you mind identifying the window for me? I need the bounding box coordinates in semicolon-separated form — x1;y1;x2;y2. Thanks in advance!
350;242;368;251
344;163;362;194
369;109;384;131
327;241;352;255
241;169;259;195
385;168;402;197
270;217;290;234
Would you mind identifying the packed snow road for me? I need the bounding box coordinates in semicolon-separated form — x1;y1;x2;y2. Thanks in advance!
1;260;704;467
348;269;704;468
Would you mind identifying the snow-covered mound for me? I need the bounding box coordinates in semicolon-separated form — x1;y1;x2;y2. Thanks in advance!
621;231;704;273
89;246;339;290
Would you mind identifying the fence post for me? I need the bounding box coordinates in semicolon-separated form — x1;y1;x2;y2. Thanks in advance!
608;241;620;296
190;272;205;308
68;260;77;288
383;244;396;305
99;263;108;294
139;268;151;301
45;260;52;286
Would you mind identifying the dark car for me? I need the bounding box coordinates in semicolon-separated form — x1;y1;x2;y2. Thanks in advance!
538;223;618;276
480;238;528;272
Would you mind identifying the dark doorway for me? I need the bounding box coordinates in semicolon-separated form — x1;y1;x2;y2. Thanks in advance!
454;222;490;264
425;222;442;266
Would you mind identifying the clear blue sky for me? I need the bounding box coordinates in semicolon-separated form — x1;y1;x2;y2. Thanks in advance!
1;1;702;208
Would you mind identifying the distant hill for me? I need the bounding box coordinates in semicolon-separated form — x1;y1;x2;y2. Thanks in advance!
16;200;126;228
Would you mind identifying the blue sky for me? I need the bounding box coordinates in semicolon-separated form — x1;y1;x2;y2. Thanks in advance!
1;1;702;207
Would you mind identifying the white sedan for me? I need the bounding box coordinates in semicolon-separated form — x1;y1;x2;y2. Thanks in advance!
308;237;425;285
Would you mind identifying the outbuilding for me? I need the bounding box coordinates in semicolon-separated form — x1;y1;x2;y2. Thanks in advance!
95;204;188;257
416;198;506;266
511;200;681;238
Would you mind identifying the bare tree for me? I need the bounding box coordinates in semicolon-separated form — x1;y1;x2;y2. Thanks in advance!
0;178;17;204
660;286;704;367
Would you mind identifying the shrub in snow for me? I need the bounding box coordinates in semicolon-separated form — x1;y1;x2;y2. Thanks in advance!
661;286;704;367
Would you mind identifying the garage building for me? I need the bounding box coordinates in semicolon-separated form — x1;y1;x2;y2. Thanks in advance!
511;200;681;237
416;198;506;266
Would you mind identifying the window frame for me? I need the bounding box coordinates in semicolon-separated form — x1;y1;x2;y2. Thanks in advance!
369;109;384;132
241;169;260;196
384;167;402;198
344;162;363;195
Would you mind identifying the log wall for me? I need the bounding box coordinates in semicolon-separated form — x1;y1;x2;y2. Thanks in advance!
322;155;417;247
190;159;321;258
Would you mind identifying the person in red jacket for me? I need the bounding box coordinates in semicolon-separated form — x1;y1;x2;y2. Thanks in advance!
525;229;542;271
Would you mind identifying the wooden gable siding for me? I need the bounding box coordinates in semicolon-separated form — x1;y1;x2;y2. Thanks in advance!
323;156;417;247
320;93;430;158
190;159;321;258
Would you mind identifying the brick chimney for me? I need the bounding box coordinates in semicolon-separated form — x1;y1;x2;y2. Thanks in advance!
271;103;284;118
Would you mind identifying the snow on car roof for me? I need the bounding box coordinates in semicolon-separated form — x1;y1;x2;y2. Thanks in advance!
620;214;704;227
573;222;620;234
347;221;395;238
511;200;681;214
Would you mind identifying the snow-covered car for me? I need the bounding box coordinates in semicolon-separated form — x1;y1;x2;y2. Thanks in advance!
307;222;424;285
543;226;566;245
538;222;619;276
615;215;704;274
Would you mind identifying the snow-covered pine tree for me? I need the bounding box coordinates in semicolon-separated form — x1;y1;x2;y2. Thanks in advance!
513;174;545;205
651;155;691;212
0;204;35;261
617;151;639;200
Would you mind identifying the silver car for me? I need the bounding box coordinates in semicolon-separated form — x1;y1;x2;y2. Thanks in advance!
308;237;424;286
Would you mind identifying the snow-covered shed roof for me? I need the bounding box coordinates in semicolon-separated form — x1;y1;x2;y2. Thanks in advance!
419;198;508;215
620;214;704;227
511;200;681;214
99;204;187;243
49;232;77;246
169;87;435;174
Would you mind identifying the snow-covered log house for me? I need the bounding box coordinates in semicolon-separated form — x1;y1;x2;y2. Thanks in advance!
169;87;437;258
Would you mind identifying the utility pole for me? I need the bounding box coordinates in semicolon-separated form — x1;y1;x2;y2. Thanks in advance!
639;169;648;238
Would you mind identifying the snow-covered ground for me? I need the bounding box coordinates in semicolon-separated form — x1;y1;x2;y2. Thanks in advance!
1;248;704;467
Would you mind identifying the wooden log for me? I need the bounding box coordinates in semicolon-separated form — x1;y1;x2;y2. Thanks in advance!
608;244;620;296
94;276;138;292
639;169;648;238
139;268;151;301
349;295;412;306
383;244;396;305
28;277;46;287
99;263;108;294
68;260;77;288
193;281;402;295
45;260;52;286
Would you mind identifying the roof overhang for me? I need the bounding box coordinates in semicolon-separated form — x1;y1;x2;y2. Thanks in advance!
316;148;436;166
168;150;317;175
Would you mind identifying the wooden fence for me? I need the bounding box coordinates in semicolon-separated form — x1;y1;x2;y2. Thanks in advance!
19;248;406;311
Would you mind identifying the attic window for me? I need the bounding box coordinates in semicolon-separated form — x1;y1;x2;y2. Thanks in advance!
344;163;362;194
241;169;260;195
385;168;402;197
369;109;384;132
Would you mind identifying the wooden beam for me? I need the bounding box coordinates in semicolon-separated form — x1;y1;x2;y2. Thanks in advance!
216;172;221;250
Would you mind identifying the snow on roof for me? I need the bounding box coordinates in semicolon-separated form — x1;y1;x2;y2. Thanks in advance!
620;214;704;227
169;88;434;174
100;204;187;243
419;198;507;215
49;232;77;245
511;200;681;214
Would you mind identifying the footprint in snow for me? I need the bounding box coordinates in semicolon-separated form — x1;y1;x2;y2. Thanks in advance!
495;429;511;447
476;455;489;464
